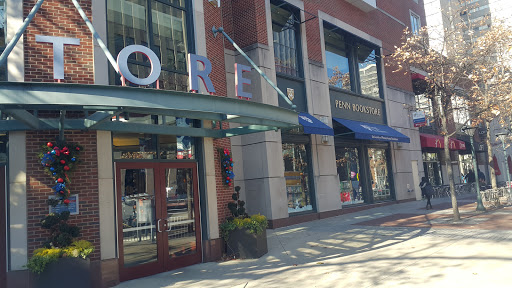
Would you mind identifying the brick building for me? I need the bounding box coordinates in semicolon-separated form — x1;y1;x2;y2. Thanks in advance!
0;0;427;287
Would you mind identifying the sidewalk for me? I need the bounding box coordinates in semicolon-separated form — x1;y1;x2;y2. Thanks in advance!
116;195;512;288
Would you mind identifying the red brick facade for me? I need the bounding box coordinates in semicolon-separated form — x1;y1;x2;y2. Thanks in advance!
26;131;100;261
23;0;93;84
22;0;98;259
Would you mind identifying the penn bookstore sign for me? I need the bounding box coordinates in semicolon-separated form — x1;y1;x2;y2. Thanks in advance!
35;35;253;99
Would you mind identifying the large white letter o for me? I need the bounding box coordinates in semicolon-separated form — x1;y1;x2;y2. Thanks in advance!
117;45;162;86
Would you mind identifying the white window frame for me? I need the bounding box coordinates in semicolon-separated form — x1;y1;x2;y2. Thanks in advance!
410;10;421;35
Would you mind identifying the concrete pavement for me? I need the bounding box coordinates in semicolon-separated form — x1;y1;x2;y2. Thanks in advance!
116;195;512;288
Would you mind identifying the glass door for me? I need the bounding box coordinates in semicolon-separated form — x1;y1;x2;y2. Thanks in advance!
116;162;201;281
159;162;201;270
117;163;163;281
0;166;5;288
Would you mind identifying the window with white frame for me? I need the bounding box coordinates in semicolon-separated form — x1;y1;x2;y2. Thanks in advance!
410;11;421;35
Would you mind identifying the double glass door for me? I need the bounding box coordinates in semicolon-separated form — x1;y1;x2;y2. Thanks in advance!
116;162;201;281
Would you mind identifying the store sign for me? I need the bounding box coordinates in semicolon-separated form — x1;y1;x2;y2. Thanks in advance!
412;110;427;127
334;100;381;116
330;89;385;124
36;35;252;99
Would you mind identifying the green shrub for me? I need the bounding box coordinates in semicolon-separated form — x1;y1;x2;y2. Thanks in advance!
26;240;94;274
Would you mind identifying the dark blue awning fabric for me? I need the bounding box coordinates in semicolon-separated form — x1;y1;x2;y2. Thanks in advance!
332;118;410;143
298;112;334;136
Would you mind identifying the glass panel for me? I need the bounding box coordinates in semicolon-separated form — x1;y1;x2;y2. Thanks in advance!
113;131;157;160
283;143;312;213
0;1;5;47
336;147;364;205
165;168;196;257
0;133;6;163
158;117;195;159
271;2;299;76
151;1;188;73
358;46;380;98
423;152;443;185
107;0;148;57
368;148;391;201
120;168;157;267
324;28;351;90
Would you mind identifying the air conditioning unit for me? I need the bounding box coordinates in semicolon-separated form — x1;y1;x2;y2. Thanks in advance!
345;0;377;12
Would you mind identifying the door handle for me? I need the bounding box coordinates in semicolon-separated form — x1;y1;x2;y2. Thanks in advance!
157;219;162;233
166;219;172;232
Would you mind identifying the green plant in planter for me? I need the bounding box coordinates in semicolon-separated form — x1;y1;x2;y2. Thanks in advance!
219;186;267;241
25;211;94;274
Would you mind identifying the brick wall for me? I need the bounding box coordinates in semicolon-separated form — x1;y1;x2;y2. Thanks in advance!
24;0;93;84
203;1;233;225
26;131;100;261
23;0;98;259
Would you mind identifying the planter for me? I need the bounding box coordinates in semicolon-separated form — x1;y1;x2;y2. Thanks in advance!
34;257;91;288
226;228;268;259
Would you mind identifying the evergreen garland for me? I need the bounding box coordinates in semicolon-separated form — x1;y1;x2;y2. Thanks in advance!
220;148;235;186
38;141;82;206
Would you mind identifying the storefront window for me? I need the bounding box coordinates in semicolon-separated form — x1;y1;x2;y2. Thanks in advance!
423;152;442;185
368;148;391;201
113;115;195;160
459;154;473;183
0;133;6;163
336;147;364;205
324;22;382;98
271;0;301;77
107;0;189;90
283;143;312;213
0;0;6;81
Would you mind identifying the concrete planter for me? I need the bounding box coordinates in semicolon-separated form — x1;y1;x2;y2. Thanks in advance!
226;228;268;259
34;257;91;288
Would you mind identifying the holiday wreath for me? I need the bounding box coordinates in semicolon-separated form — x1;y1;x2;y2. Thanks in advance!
220;148;235;186
39;141;82;206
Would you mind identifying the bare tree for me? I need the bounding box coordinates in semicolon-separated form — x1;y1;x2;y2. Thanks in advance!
389;4;512;220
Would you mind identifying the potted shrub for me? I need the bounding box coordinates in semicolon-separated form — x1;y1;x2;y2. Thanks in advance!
26;211;94;288
220;186;268;259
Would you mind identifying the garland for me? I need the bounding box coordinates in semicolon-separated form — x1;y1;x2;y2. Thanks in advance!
220;148;235;186
39;141;82;206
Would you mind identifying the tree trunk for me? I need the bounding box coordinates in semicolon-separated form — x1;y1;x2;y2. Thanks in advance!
485;121;497;189
439;94;460;221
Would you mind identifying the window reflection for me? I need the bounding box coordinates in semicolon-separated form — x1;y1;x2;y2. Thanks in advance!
358;48;380;97
336;148;364;205
283;143;312;213
368;148;391;201
271;1;300;77
325;31;351;90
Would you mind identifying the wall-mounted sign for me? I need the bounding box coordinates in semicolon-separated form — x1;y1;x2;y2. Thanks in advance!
287;88;295;101
49;194;79;215
330;89;385;124
35;35;253;99
412;110;426;127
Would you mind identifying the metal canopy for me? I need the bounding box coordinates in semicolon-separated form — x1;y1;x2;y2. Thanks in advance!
0;82;299;138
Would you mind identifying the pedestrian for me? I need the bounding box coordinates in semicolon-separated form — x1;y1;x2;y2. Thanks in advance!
420;176;434;210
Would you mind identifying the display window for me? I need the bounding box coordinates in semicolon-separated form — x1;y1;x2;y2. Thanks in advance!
336;147;364;205
0;133;6;163
368;148;391;201
113;115;196;160
282;143;313;213
423;152;443;185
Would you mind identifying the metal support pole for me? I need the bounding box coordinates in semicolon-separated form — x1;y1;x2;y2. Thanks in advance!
0;0;45;66
71;0;119;73
502;141;511;199
471;137;485;211
212;26;296;110
59;110;66;142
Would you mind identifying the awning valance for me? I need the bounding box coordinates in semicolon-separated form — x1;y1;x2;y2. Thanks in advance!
419;134;466;150
298;112;333;136
333;118;410;143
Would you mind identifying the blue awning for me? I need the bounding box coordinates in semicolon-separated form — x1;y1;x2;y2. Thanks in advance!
333;118;410;143
299;112;334;136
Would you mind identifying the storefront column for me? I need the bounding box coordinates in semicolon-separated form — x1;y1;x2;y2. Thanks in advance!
8;131;27;270
310;134;340;212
